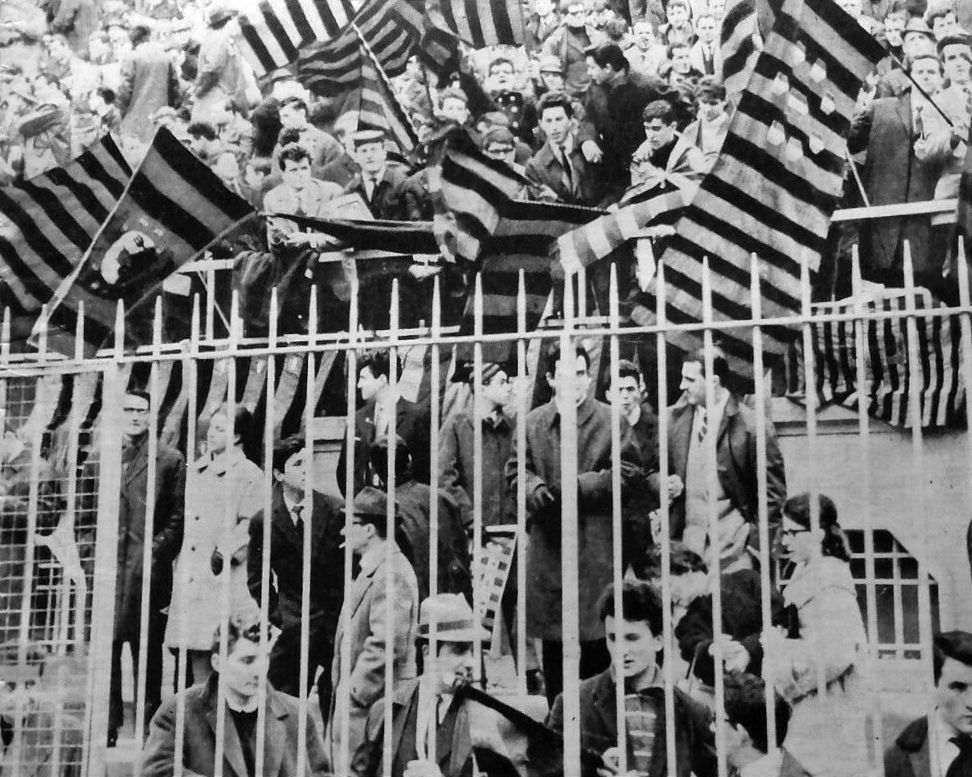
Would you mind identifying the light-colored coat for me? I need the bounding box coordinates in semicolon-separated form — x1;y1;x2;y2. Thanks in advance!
165;447;263;650
762;556;873;777
118;41;178;144
191;26;248;122
329;544;419;764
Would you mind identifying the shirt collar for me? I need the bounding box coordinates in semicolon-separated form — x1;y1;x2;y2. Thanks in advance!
738;749;784;777
359;541;389;574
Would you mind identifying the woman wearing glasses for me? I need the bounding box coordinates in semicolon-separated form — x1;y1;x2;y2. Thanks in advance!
761;492;872;777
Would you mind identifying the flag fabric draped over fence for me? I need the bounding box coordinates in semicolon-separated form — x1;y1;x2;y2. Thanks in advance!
42;128;254;355
785;288;965;429
630;0;886;377
0;136;131;315
237;0;365;76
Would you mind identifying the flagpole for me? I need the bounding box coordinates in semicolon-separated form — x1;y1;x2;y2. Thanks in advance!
349;19;421;141
883;49;954;128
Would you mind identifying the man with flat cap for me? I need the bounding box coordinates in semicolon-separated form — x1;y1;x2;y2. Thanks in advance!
345;129;409;219
352;593;519;777
885;630;972;777
329;486;420;770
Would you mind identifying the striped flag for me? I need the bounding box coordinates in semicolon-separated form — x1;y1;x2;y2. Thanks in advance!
430;0;526;48
418;5;463;83
0;136;131;316
786;288;964;428
555;179;696;277
957;139;972;241
43;129;254;355
631;0;886;377
237;0;365;76
296;0;418;94
357;49;419;152
720;0;762;96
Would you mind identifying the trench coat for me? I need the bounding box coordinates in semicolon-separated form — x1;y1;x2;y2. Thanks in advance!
762;555;873;777
113;435;185;643
506;397;643;642
118;40;179;144
165;446;262;650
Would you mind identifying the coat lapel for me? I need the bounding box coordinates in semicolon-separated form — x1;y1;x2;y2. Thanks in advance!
592;671;619;743
669;404;694;480
271;489;303;549
263;690;289;777
908;732;929;777
204;696;249;777
123;438;149;486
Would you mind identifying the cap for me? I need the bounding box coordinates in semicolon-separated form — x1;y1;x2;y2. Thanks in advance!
538;54;562;73
207;5;238;27
418;593;491;643
343;485;396;517
352;129;386;148
903;17;934;39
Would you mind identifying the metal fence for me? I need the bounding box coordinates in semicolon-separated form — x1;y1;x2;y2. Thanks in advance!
0;233;970;777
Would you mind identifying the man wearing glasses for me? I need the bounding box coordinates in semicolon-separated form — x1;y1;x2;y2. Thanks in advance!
99;388;185;746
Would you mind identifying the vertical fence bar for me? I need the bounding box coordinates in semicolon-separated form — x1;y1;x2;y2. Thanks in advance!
607;264;627;775
851;246;885;775
959;239;972;521
748;254;778;755
428;276;442;761
559;276;581;775
472;274;485;687
700;258;727;777
515;270;528;696
902;241;939;777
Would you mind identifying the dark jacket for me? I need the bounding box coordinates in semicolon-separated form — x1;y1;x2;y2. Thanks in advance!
546;669;716;777
525;138;606;207
884;716;931;777
674;569;785;686
141;676;329;777
344;163;410;219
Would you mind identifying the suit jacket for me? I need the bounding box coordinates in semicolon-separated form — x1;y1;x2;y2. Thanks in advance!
351;679;475;777
525;139;604;206
666;394;786;552
884;716;930;777
264;178;345;246
330;545;419;760
141;676;329;777
344;164;409;219
689;40;720;77
247;487;345;638
848;92;953;275
336;398;432;497
546;669;716;777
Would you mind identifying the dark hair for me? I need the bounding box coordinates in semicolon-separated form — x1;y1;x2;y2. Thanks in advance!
643;99;676;124
187;121;217;141
277;127;303;147
251;98;282;157
489;56;514;75
602;17;629;42
247;157;272;174
782;492;851;562
359;351;392;381
590;43;630;73
667;40;692;57
546;342;590;373
279;95;308;113
96;86;117;105
537;90;574;120
884;0;909;17
211;403;252;444
926;2;956;25
905;53;943;74
937;33;971;56
933;631;972;683
638;542;708;579
683;344;732;391
667;0;690;11
614;358;642;384
277;143;311;170
597;580;664;636
211;610;271;656
224;95;248;115
272;434;306;474
130;24;152;46
126;387;151;406
694;75;726;102
723;673;791;752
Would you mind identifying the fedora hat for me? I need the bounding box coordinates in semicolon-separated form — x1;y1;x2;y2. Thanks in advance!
418;593;491;643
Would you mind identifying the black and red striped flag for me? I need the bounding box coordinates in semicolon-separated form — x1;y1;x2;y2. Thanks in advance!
631;0;886;377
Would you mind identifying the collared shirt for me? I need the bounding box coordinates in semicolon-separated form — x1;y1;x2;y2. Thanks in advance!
931;707;961;777
282;491;308;529
414;679;453;761
364;166;386;201
358;540;392;576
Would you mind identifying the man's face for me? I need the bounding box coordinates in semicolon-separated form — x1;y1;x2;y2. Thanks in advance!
938;657;972;735
910;57;943;94
540;70;565;91
245;163;266;190
277;449;307;493
484;141;516;164
535;0;554;15
698;96;727;122
679;360;708;406
278;104;306;129
667;3;688;26
122;394;150;438
549;353;590;406
903;32;935;59
884;12;906;46
610;375;642;415
358;366;386;401
213;152;239;183
108;25;128;50
564;4;586;28
587;58;612;84
696;16;717;44
281;157;312;191
943;44;972;85
633;21;654;47
428;642;476;694
340;515;372;555
489;61;515;91
707;0;724;18
481;370;513;409
357;141;388;174
540;105;571;145
604;615;661;681
643;116;676;150
213;638;268;701
439;97;469;125
932;12;957;41
671;46;692;74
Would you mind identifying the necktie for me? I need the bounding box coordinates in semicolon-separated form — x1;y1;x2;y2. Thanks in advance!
947;736;972;777
292;504;304;537
366;174;380;202
559;145;575;197
697;408;708;444
913;104;924;141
